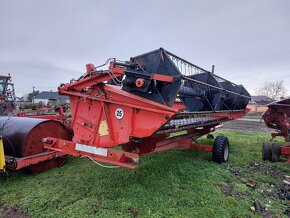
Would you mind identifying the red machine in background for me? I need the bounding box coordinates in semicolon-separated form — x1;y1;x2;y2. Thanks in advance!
16;105;68;123
0;107;71;173
0;74;71;173
262;98;290;163
0;117;71;173
43;48;251;168
0;74;16;115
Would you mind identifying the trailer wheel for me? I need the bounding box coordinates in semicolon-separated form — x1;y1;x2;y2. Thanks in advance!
262;142;271;161
212;136;229;163
271;143;281;162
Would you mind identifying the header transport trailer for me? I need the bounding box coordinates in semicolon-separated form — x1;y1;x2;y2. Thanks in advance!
42;48;250;168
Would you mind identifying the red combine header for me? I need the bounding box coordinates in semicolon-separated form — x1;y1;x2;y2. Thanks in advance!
42;48;250;168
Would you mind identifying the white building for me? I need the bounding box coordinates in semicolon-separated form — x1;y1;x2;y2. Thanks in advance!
32;91;69;106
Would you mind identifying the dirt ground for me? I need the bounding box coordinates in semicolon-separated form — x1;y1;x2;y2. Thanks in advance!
221;119;273;134
221;119;290;216
220;161;290;217
0;202;30;218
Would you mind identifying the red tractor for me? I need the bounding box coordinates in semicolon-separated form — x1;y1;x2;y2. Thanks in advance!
0;74;15;115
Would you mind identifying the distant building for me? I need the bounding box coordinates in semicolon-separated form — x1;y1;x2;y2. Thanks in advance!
32;91;69;106
249;95;274;105
248;95;275;113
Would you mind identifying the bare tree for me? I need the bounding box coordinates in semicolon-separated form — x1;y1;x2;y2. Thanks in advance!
255;80;287;100
27;90;40;102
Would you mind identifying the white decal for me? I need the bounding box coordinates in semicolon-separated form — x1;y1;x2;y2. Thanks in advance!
115;108;124;119
75;143;107;156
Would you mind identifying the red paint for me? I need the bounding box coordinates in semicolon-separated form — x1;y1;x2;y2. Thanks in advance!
135;78;145;88
43;138;139;168
263;101;289;141
5;151;65;172
281;145;290;156
151;73;175;82
209;108;250;119
262;98;290;163
16;106;68;123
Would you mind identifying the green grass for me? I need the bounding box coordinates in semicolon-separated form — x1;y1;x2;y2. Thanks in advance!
0;130;289;217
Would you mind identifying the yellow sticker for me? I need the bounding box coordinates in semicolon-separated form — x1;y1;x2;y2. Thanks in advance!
0;138;6;172
99;120;109;136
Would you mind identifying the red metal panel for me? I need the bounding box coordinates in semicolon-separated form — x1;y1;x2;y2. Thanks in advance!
43;138;139;168
65;84;177;148
44;127;214;169
191;144;213;152
172;101;186;111
209;108;250;119
151;74;175;82
5;151;65;171
281;145;290;156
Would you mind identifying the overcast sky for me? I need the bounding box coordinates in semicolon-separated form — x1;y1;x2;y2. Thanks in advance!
0;0;289;96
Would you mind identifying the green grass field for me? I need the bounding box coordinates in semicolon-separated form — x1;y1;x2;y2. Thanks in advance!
0;130;289;217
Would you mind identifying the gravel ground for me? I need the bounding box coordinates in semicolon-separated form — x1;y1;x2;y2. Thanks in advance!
221;119;273;134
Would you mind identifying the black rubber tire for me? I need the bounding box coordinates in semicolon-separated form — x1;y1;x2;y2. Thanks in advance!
262;142;271;161
212;136;229;163
271;143;281;162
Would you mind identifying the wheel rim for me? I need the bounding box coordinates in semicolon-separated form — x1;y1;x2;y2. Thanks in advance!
224;144;229;161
